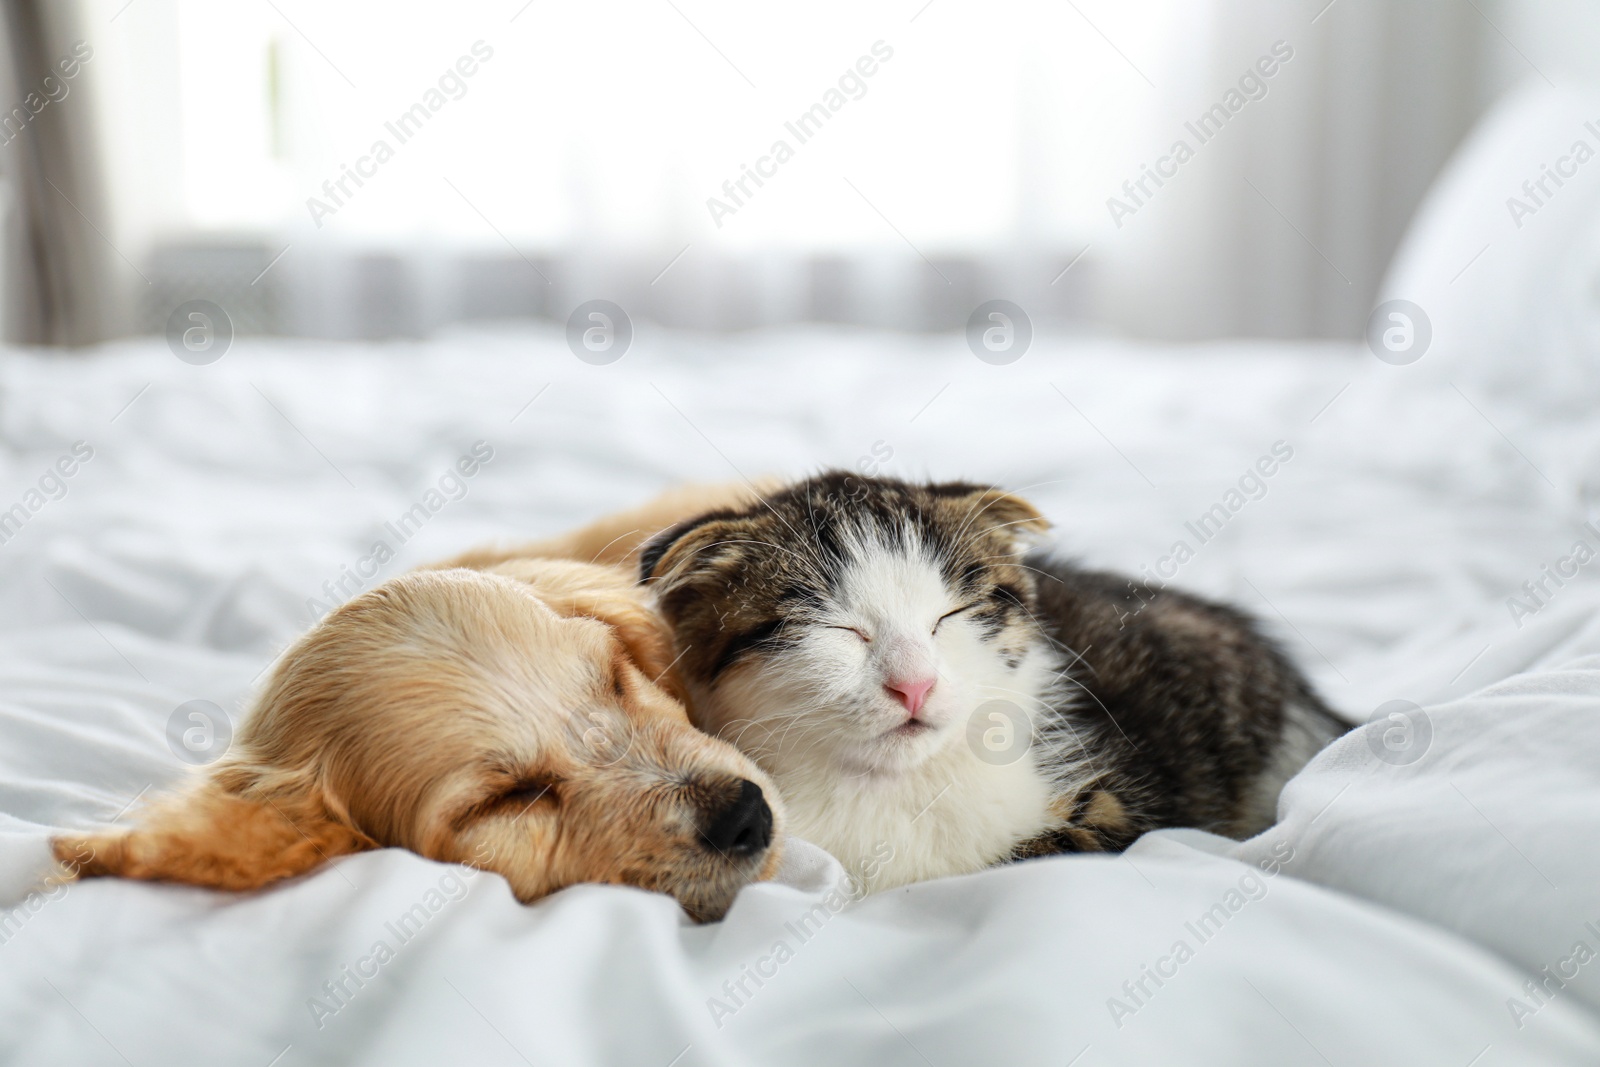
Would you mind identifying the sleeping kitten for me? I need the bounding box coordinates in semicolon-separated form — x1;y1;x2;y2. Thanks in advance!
639;472;1346;892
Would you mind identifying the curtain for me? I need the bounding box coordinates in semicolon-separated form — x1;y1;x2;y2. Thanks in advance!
0;0;113;345
1097;0;1486;340
0;1;1551;344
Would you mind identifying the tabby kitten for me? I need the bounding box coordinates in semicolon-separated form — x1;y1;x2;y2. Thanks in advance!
640;472;1344;891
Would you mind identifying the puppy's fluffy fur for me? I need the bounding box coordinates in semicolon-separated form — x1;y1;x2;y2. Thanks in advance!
53;483;783;922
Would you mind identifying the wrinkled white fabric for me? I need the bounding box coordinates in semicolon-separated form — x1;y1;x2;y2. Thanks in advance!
0;284;1599;1062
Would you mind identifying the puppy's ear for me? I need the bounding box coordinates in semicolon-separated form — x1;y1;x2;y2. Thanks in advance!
564;587;686;699
639;512;748;585
52;772;373;892
490;560;690;698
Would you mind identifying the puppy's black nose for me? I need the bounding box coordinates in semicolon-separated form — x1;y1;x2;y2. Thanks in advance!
699;779;773;858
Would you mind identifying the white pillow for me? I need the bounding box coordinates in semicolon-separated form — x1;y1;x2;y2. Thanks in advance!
1379;80;1600;413
1233;650;1600;1021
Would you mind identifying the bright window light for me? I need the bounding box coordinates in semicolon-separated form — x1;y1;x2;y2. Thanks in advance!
99;0;1203;254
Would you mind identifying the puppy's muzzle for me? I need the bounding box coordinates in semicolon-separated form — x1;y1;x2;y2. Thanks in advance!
698;778;774;859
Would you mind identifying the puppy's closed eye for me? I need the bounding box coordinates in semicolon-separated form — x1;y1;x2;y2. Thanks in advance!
498;776;562;811
454;774;564;829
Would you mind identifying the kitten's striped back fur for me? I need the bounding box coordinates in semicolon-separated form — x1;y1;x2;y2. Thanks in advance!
641;472;1344;890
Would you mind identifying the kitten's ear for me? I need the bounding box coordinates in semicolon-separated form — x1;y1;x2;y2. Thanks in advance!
929;483;1051;539
970;488;1050;537
639;512;747;585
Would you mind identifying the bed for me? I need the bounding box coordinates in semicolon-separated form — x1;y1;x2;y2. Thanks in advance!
5;82;1600;1065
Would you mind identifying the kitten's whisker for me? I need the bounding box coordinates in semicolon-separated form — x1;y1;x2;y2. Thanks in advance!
1052;675;1139;751
946;479;1033;544
967;557;1075;590
1053;642;1097;679
947;477;1067;541
997;477;1071;498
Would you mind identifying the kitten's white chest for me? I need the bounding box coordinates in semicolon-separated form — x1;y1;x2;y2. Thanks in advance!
781;744;1056;891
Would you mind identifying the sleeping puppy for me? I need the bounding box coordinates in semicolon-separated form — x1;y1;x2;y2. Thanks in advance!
51;559;783;922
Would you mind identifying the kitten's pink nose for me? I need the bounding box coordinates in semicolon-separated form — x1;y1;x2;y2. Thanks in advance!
885;676;936;715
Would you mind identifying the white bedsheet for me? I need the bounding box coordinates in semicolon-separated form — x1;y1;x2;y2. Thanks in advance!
1;323;1600;1065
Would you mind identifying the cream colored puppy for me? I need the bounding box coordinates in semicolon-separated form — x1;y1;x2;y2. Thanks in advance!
54;483;782;922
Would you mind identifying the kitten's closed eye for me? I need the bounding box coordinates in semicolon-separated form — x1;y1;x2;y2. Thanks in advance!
934;604;978;633
828;605;981;642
